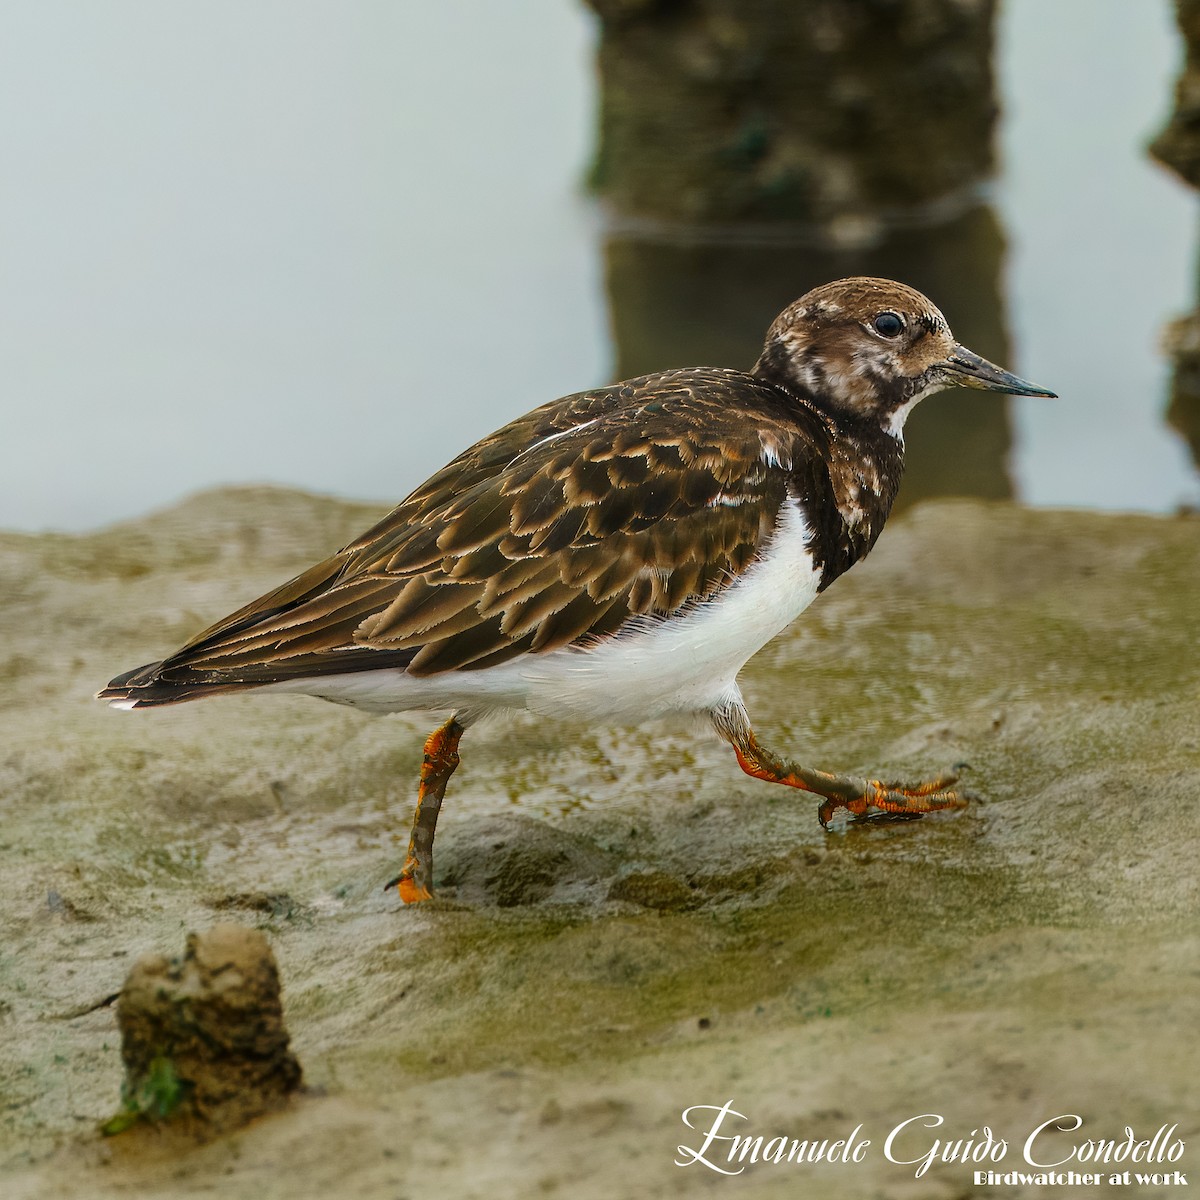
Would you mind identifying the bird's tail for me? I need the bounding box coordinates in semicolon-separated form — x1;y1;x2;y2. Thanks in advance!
96;661;254;709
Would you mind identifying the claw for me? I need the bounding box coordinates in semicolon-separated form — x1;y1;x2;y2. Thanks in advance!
395;876;433;904
879;772;960;795
385;868;434;904
819;776;971;828
385;850;435;903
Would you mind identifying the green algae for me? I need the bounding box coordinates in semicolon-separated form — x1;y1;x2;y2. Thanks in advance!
101;1055;186;1136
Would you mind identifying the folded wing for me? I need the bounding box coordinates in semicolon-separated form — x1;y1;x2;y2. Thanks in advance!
100;371;816;704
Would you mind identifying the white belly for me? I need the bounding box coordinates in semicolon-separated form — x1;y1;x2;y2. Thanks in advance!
266;499;822;723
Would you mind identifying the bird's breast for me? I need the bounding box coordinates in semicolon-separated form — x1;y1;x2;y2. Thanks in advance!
779;429;902;593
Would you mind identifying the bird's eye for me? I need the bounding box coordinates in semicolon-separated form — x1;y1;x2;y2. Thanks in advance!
872;312;905;338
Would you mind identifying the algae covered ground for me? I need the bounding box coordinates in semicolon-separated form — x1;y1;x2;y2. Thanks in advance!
0;487;1197;1199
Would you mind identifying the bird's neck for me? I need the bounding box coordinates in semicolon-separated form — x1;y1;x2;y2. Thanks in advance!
753;339;908;426
759;379;905;593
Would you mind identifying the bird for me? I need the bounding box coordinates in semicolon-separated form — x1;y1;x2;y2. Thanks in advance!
99;277;1055;903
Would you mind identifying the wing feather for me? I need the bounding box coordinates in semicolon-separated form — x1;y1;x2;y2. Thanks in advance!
133;370;826;690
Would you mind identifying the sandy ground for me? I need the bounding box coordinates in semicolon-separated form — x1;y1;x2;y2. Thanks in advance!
0;487;1197;1199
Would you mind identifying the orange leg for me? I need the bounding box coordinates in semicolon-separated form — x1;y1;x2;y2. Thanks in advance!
729;729;970;827
385;717;464;903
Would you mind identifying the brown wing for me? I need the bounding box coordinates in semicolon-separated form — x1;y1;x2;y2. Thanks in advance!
122;370;815;690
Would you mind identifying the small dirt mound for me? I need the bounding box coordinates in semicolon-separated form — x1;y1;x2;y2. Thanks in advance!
437;814;616;906
106;923;301;1137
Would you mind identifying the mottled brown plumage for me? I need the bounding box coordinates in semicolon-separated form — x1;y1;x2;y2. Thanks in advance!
100;277;1054;903
103;370;861;696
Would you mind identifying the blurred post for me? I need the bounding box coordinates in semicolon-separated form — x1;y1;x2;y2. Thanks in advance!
1161;315;1200;471
585;0;997;236
1150;0;1200;473
583;0;1012;508
1149;0;1200;189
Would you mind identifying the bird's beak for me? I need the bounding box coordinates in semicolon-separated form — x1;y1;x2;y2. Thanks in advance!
943;344;1057;398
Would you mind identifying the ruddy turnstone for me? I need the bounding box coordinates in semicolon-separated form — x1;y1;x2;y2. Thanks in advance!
100;277;1054;903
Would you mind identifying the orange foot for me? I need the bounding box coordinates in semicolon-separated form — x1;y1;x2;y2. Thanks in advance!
385;856;433;904
731;735;973;829
395;876;433;904
817;771;973;828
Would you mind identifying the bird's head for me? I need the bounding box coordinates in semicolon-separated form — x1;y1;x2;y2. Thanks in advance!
753;277;1055;435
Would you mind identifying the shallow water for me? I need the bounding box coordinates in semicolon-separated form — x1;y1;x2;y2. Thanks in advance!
0;0;1196;532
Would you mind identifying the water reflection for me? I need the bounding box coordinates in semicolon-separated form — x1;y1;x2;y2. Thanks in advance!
1163;310;1200;474
1150;0;1200;481
604;205;1013;509
589;0;1012;508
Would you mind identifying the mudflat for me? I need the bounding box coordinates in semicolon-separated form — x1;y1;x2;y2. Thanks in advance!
1;487;1196;1199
